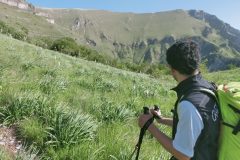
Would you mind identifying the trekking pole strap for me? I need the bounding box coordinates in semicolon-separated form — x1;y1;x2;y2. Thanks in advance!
142;117;155;131
232;119;240;135
133;106;160;160
222;120;240;135
227;104;240;135
228;104;240;114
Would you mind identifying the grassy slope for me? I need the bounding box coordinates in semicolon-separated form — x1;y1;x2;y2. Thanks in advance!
1;32;240;159
0;33;176;159
0;3;72;39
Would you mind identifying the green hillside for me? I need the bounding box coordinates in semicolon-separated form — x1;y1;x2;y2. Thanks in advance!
0;3;71;38
43;9;205;42
1;2;240;71
1;31;240;159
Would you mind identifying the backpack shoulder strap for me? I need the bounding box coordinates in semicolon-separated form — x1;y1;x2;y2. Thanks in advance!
189;86;240;135
190;87;219;104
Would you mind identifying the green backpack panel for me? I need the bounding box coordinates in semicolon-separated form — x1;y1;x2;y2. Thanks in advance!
177;82;240;159
217;82;240;160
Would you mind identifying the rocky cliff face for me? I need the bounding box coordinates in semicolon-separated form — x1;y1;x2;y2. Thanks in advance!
189;10;240;52
111;35;220;65
112;37;172;64
188;10;240;71
111;11;240;69
0;1;56;24
0;0;34;10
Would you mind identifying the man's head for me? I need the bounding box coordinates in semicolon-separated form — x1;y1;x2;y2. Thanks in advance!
166;40;200;77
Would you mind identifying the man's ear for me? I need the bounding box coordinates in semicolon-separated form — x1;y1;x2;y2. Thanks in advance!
170;67;178;81
170;67;177;74
168;65;178;76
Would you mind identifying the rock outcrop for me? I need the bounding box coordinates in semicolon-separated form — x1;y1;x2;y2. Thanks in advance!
0;0;55;24
0;0;34;11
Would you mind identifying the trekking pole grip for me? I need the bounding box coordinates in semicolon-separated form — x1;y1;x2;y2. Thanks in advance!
153;105;161;120
143;106;150;114
133;105;160;160
154;105;159;111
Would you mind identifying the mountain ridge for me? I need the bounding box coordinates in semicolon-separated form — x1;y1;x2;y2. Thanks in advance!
0;2;240;71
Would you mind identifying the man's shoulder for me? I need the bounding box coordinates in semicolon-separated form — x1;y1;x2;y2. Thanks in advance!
178;100;201;114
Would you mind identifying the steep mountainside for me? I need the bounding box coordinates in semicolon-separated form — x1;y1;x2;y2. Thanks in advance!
188;10;240;70
0;2;240;71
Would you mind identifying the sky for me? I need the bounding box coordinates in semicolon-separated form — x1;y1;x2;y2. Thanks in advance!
27;0;240;30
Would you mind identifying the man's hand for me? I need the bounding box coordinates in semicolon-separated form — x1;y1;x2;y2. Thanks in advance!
150;108;162;119
138;113;153;128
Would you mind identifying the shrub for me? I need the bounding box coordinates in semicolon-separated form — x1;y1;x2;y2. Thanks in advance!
0;20;27;41
50;37;80;57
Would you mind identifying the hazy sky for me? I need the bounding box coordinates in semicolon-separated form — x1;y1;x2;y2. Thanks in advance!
27;0;240;30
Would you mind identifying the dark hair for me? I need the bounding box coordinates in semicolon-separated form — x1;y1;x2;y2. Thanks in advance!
166;40;200;75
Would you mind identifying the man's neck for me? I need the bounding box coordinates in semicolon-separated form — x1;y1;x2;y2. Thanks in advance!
177;70;199;83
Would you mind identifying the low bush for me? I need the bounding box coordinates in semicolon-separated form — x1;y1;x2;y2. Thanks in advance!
50;37;80;57
0;20;27;41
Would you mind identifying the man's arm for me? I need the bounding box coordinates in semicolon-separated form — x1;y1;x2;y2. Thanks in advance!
138;114;190;160
148;123;190;160
140;101;203;159
156;117;173;126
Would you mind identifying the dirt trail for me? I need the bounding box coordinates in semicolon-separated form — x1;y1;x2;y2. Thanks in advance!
0;125;22;157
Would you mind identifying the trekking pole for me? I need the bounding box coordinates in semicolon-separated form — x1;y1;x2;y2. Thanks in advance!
129;106;160;160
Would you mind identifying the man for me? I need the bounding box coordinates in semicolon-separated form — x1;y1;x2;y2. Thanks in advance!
138;40;220;160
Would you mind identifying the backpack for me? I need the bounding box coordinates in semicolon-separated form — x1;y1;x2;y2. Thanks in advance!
197;82;240;160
